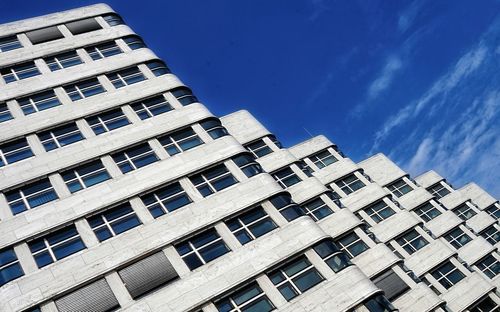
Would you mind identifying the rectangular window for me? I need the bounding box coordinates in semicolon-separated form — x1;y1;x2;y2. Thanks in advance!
476;255;500;279
190;164;238;197
268;255;324;301
469;296;499;312
313;240;351;272
0;138;33;167
5;178;58;214
226;207;277;245
28;225;86;268
245;139;273;158
336;232;368;258
396;229;428;255
111;143;158;174
171;87;198;105
309;150;337;169
372;269;410;301
297;161;313;177
430;261;465;289
87;203;141;242
200;119;229;139
103;13;124;26
158;127;204;156
55;279;119;312
364;200;395;223
85;41;122;60
486;204;500;219
335;173;365;195
0;248;24;286
387;179;413;197
130;95;173;120
427;182;451;199
107;66;146;89
146;60;170;76
272;167;301;188
140;182;192;218
301;197;333;221
26;26;64;44
481;226;500;245
453;203;477;220
413;202;441;222
269;193;305;221
215;282;275;312
65;18;102;35
0;35;22;52
232;154;263;178
0;103;12;122
123;35;146;50
1;61;40;83
38;122;84;151
18;90;61;115
64;78;105;101
444;227;472;249
44;51;82;71
61;160;111;193
175;228;230;270
86;108;130;135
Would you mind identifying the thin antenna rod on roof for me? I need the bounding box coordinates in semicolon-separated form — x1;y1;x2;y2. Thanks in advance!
303;127;314;138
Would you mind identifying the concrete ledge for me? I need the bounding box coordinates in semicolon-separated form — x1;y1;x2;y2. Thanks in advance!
221;110;272;145
342;184;389;213
442;273;494;312
288;135;334;160
313;158;359;185
397;187;434;211
352;244;400;278
425;210;463;238
414;171;443;189
405;240;455;276
318;209;363;239
393;283;444;312
287;177;329;204
258;149;298;173
457;237;495;265
466;211;496;233
371;210;422;243
358;153;406;187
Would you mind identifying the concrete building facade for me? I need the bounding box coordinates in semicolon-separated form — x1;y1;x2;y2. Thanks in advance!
0;4;498;312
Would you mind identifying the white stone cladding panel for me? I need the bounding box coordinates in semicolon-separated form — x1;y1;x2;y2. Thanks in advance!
425;210;463;238
0;104;213;189
341;183;389;213
221;110;272;145
312;157;359;185
415;170;444;188
397;187;434;211
392;283;444;312
405;240;456;276
257;149;298;172
441;273;494;312
318;209;363;239
459;183;497;209
352;244;400;278
439;191;470;210
358;153;406;186
0;75;185;141
287;177;329;204
457;237;495;264
288;135;333;159
371;210;422;242
466;211;496;233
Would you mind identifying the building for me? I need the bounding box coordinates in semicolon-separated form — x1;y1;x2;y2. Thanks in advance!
0;4;498;312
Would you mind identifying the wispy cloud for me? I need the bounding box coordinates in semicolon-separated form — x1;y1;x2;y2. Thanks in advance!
367;55;403;100
398;0;425;33
309;0;330;21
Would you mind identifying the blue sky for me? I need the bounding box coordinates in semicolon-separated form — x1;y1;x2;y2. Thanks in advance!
2;1;499;197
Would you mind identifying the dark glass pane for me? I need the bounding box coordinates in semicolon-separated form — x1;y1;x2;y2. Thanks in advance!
0;263;24;286
293;269;323;292
184;254;203;270
52;238;85;260
34;252;53;268
111;215;141;235
199;241;229;263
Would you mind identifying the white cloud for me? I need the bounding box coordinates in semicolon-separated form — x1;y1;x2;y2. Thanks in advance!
398;0;425;33
367;55;403;100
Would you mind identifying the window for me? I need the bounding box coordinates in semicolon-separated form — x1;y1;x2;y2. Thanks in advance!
200;118;229;139
335;173;365;195
297;161;313;177
387;179;413;197
175;228;230;270
396;229;428;255
140;182;192;218
0;103;12;122
86;108;130;135
453;203;477;220
364;200;395;223
28;225;86;268
172;87;198;105
190;164;238;197
470;296;500;312
0;248;24;286
476;255;500;279
268;256;324;301
1;61;40;83
44;51;82;71
61;160;111;193
301;197;333;221
485;204;500;219
481;226;500;244
0;138;33;167
269;135;282;148
272;167;301;188
146;60;170;76
107;66;146;89
430;261;465;289
64;78;105;101
55;279;119;312
232;154;263;178
313;240;351;272
427;182;451;199
413;202;441;222
65;17;102;35
38;122;84;151
0;35;22;52
130;95;173;120
269;193;305;221
85;41;122;60
444;227;472;249
5;178;58;214
372;269;410;300
336;232;368;258
226;207;277;245
87;203;141;242
26;26;64;44
158;127;204;156
215;282;275;312
103;13;124;26
123;35;146;50
309;150;337;169
363;295;397;312
18;90;61;115
245;139;273;158
111;143;158;173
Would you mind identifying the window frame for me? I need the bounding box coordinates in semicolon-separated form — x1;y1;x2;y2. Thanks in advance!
481;226;500;244
0;138;34;167
301;197;333;221
5;178;58;214
413;202;441;222
85;41;123;60
106;66;146;89
86;108;130;135
189;164;238;197
1;61;40;83
226;206;277;245
476;255;500;279
44;50;83;71
308;150;337;169
0;103;12;122
245;138;273;158
395;229;429;255
272;167;301;188
0;248;24;286
158;127;204;156
130;95;173;120
61;160;111;193
386;178;413;197
87;203;142;242
111;143;158;173
335;173;365;195
336;232;368;258
17;90;61;115
215;282;275;312
430;260;465;289
64;78;105;101
37;122;84;151
453;203;477;221
443;227;472;249
0;35;22;52
140;182;192;218
427;182;451;199
364;200;395;223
